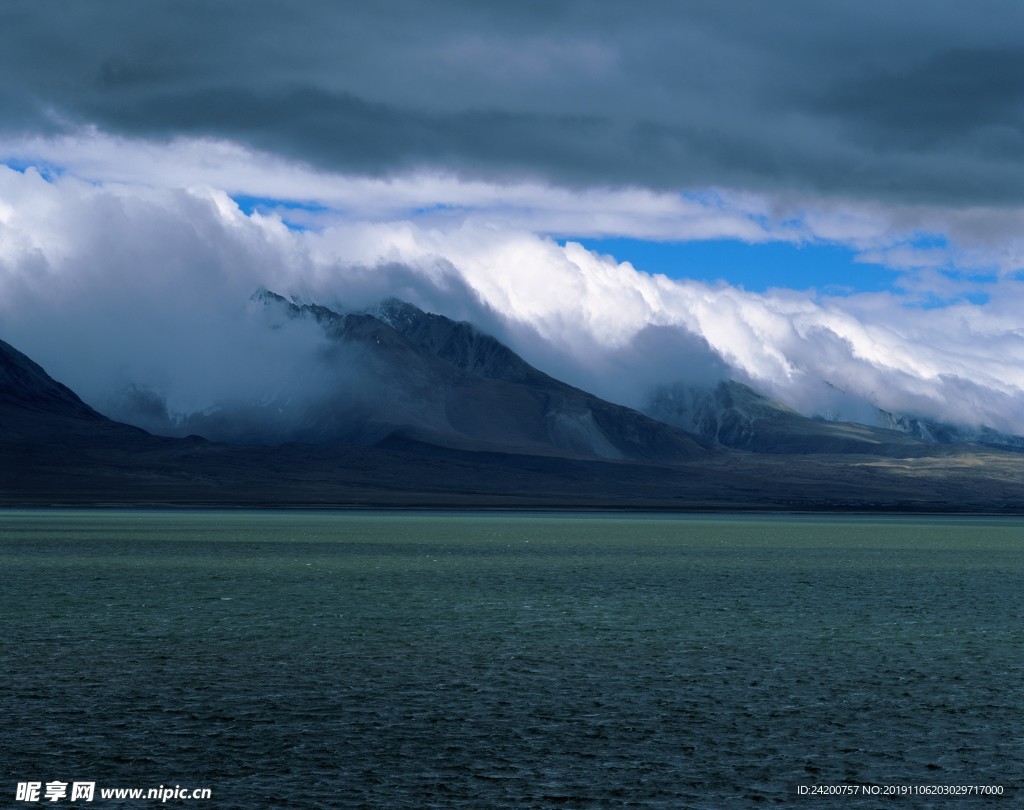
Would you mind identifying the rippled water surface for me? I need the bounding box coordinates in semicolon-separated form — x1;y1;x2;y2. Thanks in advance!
2;510;1022;807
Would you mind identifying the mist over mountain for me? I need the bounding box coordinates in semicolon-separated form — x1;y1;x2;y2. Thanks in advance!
3;170;1024;449
106;290;711;464
0;171;1017;458
88;282;1024;462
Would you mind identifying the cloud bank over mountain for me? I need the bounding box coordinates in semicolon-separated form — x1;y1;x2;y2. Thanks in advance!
2;166;1024;436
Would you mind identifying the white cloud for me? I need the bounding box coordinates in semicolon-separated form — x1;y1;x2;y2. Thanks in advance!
11;130;1024;280
3;144;1024;438
1;131;779;241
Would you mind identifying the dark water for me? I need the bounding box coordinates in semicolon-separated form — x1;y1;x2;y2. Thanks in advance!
2;510;1022;808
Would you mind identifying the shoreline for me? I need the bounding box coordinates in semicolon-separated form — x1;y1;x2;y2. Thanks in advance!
3;501;1023;517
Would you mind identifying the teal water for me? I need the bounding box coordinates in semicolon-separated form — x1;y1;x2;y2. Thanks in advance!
1;510;1021;807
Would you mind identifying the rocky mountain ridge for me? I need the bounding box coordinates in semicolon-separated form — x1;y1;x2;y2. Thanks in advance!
248;289;712;463
646;380;937;456
877;410;1024;453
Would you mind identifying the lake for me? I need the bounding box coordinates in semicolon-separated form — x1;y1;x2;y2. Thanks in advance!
2;510;1021;807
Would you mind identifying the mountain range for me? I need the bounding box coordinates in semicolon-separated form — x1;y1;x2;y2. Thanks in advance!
2;292;1023;511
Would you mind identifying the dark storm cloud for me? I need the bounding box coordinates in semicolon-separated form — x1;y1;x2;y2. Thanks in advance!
5;0;1024;203
820;48;1024;142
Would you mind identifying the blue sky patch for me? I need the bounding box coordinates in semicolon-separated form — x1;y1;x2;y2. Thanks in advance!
568;237;900;294
2;158;64;182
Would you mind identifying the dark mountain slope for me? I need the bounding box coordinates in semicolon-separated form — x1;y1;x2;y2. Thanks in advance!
0;338;149;443
1;338;106;422
254;290;712;463
372;298;547;385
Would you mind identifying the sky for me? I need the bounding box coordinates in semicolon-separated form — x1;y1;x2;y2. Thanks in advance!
2;0;1024;435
